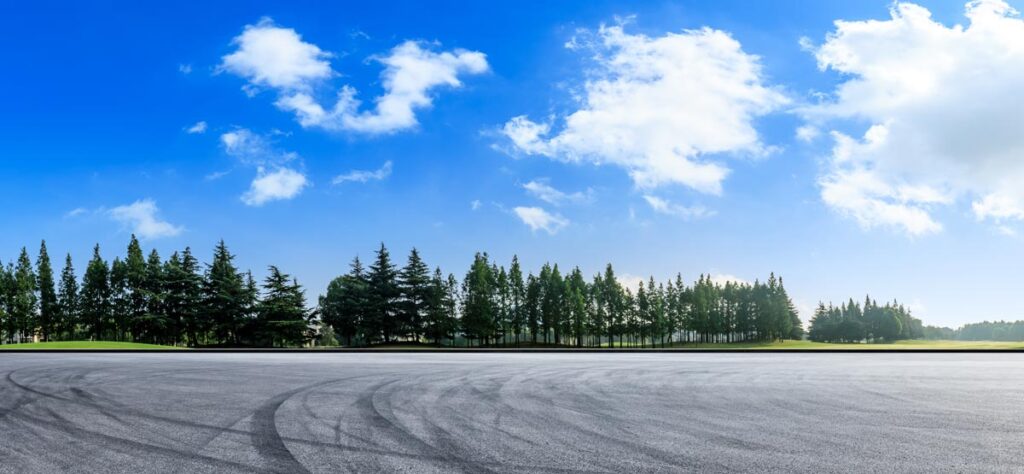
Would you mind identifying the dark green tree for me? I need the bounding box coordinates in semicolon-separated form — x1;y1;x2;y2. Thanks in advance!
36;241;58;342
56;254;79;340
398;248;431;341
202;240;246;345
366;244;400;343
80;245;111;340
256;266;310;347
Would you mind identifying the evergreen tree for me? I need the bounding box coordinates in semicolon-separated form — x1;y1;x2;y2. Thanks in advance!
56;254;79;340
12;248;38;343
80;245;111;340
461;252;496;345
508;256;526;346
202;240;245;345
256;266;310;347
366;244;400;343
0;261;12;343
124;235;149;341
108;257;129;341
525;273;541;344
34;241;57;342
319;257;368;346
398;248;431;341
135;249;166;343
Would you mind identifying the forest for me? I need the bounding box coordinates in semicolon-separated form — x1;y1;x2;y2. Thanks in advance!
806;299;924;343
0;237;805;347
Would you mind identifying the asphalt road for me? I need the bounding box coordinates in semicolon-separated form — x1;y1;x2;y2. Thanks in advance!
1;353;1023;473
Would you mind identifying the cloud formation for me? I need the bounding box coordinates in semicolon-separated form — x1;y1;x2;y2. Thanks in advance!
522;179;593;206
806;0;1024;235
219;18;333;92
642;195;713;220
513;206;568;234
221;19;488;134
186;121;207;134
332;161;393;184
502;22;787;194
242;167;309;206
108;199;183;240
220;128;307;205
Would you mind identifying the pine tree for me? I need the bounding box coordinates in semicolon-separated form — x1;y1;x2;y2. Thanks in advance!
124;235;149;341
238;271;260;345
398;248;431;342
0;261;16;343
320;257;368;347
136;249;166;343
56;254;79;340
36;241;58;342
203;240;245;346
81;245;111;340
423;267;449;346
256;266;310;347
461;252;496;346
508;256;526;346
12;248;38;343
366;244;400;343
108;257;129;340
179;247;203;346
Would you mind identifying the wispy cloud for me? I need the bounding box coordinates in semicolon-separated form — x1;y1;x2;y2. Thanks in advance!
643;195;714;219
513;206;568;234
332;161;392;185
186;121;208;134
220;128;308;205
523;179;593;206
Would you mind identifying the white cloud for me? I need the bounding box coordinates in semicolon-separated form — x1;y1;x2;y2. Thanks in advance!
241;167;308;206
522;179;593;205
795;125;819;142
219;18;333;92
972;193;1024;221
642;195;714;220
220;128;296;166
805;0;1024;234
819;129;947;236
332;161;393;184
186;121;207;134
219;128;307;204
501;22;787;194
178;63;192;74
64;207;88;218
470;199;482;210
204;170;230;181
108;199;183;240
513;206;569;234
277;41;488;134
221;19;488;135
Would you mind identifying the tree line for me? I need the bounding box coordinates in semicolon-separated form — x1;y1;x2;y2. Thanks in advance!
922;321;1024;342
0;239;806;347
0;237;310;347
807;298;923;343
320;245;804;347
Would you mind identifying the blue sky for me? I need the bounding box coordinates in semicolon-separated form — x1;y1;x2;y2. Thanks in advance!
3;0;1023;328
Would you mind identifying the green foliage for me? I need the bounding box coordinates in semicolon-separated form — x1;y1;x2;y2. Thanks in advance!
255;266;311;347
808;297;920;343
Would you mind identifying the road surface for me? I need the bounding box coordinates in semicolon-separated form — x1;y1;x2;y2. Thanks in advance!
1;352;1022;473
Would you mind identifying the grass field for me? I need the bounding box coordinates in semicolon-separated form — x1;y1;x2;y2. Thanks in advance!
0;341;183;350
599;340;1024;350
